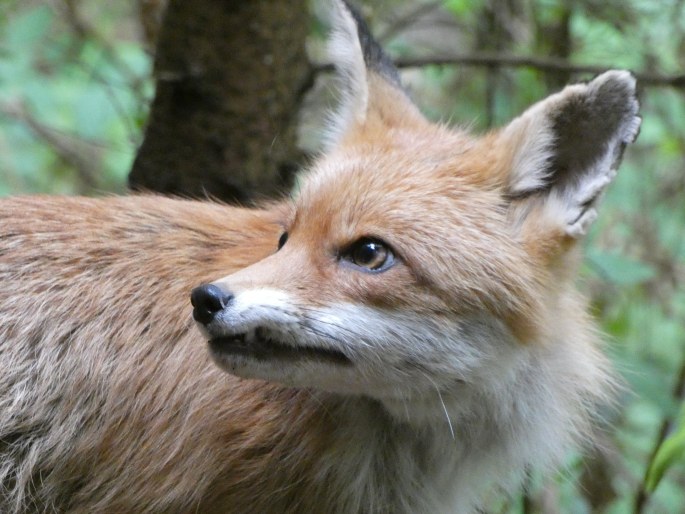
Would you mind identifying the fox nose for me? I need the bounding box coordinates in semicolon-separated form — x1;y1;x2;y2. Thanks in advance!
190;284;233;325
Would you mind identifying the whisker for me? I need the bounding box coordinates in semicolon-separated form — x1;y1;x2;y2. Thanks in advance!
298;311;374;348
299;323;347;345
437;388;455;441
423;372;455;441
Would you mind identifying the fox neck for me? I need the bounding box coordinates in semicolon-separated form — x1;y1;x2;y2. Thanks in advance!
307;330;604;513
303;387;527;513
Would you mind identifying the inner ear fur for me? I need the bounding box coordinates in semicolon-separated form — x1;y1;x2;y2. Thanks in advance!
497;70;641;244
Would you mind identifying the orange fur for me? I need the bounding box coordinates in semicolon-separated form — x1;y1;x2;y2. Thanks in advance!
0;2;640;512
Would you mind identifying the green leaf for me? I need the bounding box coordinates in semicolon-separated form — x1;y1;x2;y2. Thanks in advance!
587;250;657;286
646;411;685;492
444;0;483;18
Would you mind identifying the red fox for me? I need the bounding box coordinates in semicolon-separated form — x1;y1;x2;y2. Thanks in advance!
0;1;640;512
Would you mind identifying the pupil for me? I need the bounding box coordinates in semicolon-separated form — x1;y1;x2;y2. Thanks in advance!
360;244;375;262
356;242;380;265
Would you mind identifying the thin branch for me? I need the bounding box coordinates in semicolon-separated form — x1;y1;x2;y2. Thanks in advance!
377;1;443;43
0;101;102;191
632;355;685;514
392;53;685;88
313;53;684;89
58;0;143;90
55;0;150;143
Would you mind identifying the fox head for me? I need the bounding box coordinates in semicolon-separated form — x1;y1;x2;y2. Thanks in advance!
191;1;639;423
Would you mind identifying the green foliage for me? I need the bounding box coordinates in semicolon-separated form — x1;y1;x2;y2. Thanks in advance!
646;407;685;493
0;1;151;196
587;250;657;286
444;0;484;19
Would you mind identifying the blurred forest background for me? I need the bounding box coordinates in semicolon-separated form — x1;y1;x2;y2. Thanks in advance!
0;0;684;512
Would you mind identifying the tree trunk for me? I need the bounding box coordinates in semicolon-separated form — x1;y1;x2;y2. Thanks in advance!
130;0;310;204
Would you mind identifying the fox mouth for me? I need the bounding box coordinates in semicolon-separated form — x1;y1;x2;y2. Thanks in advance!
208;327;351;365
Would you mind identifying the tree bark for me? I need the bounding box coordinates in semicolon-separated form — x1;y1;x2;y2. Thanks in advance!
130;0;310;204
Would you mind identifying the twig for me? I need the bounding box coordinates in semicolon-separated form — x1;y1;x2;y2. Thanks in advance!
55;0;149;143
58;0;143;90
0;101;102;191
377;1;443;43
522;489;534;514
632;355;685;514
313;53;685;89
392;53;685;88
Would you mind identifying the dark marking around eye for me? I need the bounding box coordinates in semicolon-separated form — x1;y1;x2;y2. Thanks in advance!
277;232;288;250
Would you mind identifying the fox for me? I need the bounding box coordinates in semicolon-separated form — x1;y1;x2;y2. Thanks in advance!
0;1;640;513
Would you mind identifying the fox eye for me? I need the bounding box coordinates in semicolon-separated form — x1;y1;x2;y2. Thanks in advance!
343;238;395;272
277;232;288;250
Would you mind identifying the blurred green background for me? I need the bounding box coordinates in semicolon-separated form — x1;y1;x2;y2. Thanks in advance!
0;0;683;512
0;0;151;195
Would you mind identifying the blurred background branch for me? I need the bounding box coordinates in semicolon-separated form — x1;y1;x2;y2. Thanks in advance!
393;54;685;88
0;100;101;192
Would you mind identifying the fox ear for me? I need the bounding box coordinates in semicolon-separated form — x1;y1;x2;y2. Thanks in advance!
500;71;641;239
323;0;425;148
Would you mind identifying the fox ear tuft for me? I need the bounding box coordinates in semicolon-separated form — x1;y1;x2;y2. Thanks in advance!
502;70;640;238
323;0;421;149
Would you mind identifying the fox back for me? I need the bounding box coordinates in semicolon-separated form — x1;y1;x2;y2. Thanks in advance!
0;1;640;513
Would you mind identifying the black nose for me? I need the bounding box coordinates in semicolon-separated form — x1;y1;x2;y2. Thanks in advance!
190;284;233;325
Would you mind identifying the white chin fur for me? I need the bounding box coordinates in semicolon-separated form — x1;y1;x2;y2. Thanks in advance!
208;295;609;511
